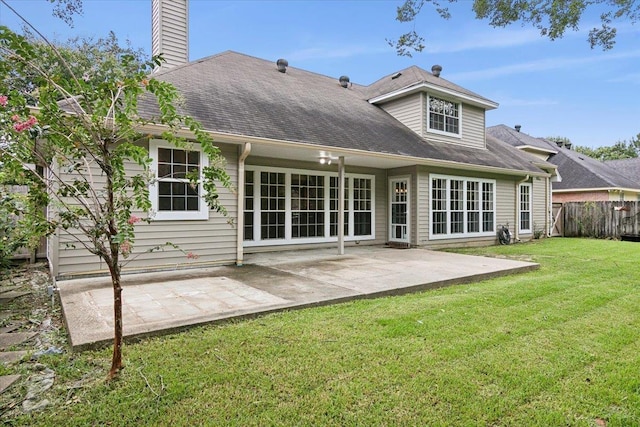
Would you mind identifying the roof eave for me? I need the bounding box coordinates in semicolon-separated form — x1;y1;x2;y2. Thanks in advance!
518;145;557;155
368;82;498;110
137;123;548;178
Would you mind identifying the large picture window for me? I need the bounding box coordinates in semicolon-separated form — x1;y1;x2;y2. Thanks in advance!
330;177;348;237
430;174;495;239
150;139;209;220
244;167;374;246
428;95;460;136
519;183;532;233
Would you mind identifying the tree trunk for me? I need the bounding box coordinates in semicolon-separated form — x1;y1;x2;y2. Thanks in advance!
107;262;123;380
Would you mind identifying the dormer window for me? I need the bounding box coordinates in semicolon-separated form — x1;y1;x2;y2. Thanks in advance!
428;95;460;137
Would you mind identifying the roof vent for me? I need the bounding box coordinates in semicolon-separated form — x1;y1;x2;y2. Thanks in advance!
391;72;402;80
431;65;442;77
565;141;572;150
339;75;350;88
556;140;564;148
515;124;521;132
276;58;288;73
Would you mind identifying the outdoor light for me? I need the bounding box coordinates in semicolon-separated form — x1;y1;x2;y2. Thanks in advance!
318;151;337;165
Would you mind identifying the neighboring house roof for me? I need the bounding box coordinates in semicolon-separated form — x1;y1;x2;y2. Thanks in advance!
140;51;548;175
606;157;640;181
487;125;558;154
488;125;640;191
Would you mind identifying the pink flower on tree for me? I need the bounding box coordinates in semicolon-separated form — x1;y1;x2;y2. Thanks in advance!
12;116;37;132
120;240;132;256
0;95;7;107
127;215;141;225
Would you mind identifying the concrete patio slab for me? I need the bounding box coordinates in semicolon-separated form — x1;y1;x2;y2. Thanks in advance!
0;350;29;365
58;246;538;351
0;374;21;395
0;332;37;351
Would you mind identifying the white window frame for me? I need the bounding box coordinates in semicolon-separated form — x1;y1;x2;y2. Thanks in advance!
244;166;375;247
426;94;462;138
519;183;532;233
429;174;496;240
149;139;210;221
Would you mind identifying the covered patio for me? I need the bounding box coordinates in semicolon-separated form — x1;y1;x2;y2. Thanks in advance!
57;246;538;350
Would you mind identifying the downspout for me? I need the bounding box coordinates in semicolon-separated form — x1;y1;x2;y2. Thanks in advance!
514;175;529;242
236;143;251;266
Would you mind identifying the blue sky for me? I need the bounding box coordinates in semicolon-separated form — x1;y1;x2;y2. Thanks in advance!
1;0;638;149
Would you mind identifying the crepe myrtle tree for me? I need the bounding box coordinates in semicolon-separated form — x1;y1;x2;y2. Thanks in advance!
0;25;232;379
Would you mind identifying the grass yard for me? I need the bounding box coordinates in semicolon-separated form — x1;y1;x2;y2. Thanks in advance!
9;238;640;426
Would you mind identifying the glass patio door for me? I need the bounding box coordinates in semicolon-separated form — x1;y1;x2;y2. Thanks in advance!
389;178;409;243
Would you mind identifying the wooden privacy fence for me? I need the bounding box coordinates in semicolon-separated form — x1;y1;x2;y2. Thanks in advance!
562;201;639;238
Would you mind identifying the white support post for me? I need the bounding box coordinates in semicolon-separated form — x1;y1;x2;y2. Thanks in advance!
338;156;345;255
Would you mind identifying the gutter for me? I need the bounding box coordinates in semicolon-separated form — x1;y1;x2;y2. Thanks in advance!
135;123;552;179
236;142;251;266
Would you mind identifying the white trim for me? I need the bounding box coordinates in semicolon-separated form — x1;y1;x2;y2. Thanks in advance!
389;176;411;243
149;139;210;221
553;187;640;193
428;173;497;240
519;183;532;233
368;81;499;110
243;165;375;247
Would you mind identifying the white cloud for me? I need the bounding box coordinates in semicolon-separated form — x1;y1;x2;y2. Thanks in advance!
606;72;640;84
424;27;543;53
285;44;388;61
497;97;560;107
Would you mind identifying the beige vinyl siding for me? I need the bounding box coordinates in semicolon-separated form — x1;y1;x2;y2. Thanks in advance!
379;93;423;135
56;142;238;279
424;96;486;149
151;0;188;67
531;178;547;236
379;92;487;150
416;168;431;245
496;179;516;232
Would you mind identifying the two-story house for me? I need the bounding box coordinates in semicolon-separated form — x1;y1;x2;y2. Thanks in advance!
46;0;557;279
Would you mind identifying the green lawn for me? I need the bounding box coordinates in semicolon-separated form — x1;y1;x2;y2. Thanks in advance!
12;238;640;426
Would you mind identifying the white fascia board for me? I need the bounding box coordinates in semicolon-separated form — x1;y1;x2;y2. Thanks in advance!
553;187;640;193
368;82;499;110
518;145;558;155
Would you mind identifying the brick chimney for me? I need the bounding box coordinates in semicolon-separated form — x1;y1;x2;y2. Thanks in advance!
152;0;189;69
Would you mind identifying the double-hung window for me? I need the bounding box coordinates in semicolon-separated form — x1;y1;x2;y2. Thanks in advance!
430;174;495;239
519;183;532;233
150;139;209;220
428;95;460;137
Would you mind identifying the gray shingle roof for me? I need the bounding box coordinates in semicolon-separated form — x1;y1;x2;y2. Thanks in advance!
139;51;547;174
549;148;640;189
364;65;495;105
487;125;557;153
488;125;640;190
606;158;640;183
